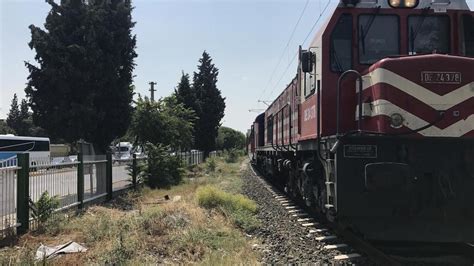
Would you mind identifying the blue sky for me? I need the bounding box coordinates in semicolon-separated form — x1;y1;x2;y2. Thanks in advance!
1;0;473;134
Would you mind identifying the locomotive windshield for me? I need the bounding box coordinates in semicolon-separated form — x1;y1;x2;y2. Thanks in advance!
461;14;474;57
408;15;450;54
330;14;352;72
358;15;400;64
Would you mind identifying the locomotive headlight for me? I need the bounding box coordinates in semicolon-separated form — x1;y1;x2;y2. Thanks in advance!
404;0;417;7
388;0;418;7
390;113;404;128
389;0;401;7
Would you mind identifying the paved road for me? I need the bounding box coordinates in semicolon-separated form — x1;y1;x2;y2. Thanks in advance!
0;164;132;229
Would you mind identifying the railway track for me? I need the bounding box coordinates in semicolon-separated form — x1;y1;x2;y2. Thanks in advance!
249;163;474;265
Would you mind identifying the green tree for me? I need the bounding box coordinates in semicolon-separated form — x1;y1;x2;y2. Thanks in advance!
130;96;195;151
192;51;226;154
25;0;137;153
16;99;32;136
5;94;46;136
162;95;196;150
216;126;246;151
0;120;15;135
175;72;198;114
130;96;194;189
6;94;20;133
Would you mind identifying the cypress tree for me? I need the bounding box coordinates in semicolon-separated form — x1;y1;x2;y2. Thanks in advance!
192;51;226;154
25;0;137;153
175;72;198;116
6;94;20;134
17;99;31;136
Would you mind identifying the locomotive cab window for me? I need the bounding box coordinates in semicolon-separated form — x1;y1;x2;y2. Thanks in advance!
358;15;400;64
408;15;450;55
330;14;352;72
461;14;474;57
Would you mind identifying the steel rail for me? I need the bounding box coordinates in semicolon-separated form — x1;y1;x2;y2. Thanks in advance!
336;227;402;266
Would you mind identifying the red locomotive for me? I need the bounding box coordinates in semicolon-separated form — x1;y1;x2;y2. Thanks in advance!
249;0;474;242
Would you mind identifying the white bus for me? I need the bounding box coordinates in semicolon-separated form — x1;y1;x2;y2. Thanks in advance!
0;135;50;165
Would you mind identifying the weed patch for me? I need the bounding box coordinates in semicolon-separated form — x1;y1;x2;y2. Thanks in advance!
205;157;217;172
196;185;259;232
197;185;256;212
224;149;244;163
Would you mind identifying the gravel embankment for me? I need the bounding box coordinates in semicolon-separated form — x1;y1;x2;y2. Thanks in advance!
241;163;370;264
240;162;474;265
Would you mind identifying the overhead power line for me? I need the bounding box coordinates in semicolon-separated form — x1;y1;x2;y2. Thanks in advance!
266;0;332;98
302;0;332;45
257;0;310;101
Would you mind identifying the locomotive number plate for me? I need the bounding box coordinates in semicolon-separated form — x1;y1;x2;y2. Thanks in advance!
421;71;461;84
343;145;377;158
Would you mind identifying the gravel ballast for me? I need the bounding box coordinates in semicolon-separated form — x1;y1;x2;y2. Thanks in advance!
241;163;370;264
240;162;474;265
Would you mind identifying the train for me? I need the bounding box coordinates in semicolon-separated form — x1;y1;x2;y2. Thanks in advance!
248;0;474;243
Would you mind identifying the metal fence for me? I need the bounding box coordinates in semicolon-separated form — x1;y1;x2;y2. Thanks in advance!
0;153;144;237
82;155;108;203
29;159;80;210
0;157;19;236
28;158;80;230
111;155;146;192
177;151;204;166
1;149;204;238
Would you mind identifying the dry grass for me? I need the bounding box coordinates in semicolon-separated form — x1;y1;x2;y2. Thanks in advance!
0;156;260;265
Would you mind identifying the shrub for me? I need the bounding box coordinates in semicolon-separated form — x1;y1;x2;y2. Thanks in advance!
31;191;59;224
196;185;228;209
143;143;185;188
224;149;244;163
205;157;217;172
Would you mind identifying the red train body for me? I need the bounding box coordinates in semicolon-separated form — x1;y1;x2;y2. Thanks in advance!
249;0;474;243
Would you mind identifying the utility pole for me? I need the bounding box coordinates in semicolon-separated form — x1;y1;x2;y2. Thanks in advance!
149;81;157;102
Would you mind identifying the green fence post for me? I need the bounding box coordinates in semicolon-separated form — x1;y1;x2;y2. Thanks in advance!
106;153;113;200
77;153;84;209
132;154;137;188
16;153;29;234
